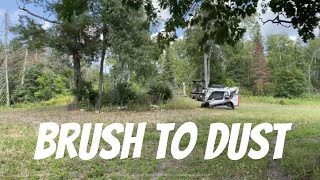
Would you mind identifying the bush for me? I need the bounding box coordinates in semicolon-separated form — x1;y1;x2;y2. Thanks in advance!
148;81;173;104
273;68;307;98
11;95;73;108
11;64;71;104
103;83;149;106
116;83;136;105
224;78;240;87
77;80;98;109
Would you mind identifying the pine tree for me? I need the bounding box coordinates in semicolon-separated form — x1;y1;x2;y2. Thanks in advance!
250;25;271;95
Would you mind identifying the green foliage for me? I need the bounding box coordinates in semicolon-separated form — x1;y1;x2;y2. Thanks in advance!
159;0;320;44
11;64;42;103
164;97;199;110
116;83;136;106
274;68;307;98
242;95;320;106
224;78;240;87
148;81;173;104
103;83;150;107
78;80;98;107
6;0;320;109
11;95;73;109
11;64;71;104
35;72;69;100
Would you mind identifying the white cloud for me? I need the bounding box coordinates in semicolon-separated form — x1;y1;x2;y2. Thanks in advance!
151;0;171;33
257;0;299;40
152;0;170;21
42;21;52;29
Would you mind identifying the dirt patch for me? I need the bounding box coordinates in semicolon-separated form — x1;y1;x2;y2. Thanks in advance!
266;138;290;180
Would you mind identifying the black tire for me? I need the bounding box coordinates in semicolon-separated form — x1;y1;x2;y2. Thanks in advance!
201;102;209;108
226;102;234;110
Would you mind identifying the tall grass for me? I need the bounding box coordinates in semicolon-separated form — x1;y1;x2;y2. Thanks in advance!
163;97;200;110
1;95;73;110
242;95;320;105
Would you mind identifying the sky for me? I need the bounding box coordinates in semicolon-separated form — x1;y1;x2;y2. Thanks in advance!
0;0;318;43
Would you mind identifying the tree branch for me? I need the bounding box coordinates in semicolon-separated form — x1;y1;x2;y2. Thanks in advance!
258;13;292;28
16;0;61;24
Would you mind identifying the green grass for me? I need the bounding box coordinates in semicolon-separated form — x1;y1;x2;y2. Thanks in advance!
163;97;201;110
0;95;73;111
0;99;320;179
241;95;320;105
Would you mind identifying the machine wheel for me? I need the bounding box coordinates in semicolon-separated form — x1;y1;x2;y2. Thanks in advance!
226;102;234;110
201;102;209;108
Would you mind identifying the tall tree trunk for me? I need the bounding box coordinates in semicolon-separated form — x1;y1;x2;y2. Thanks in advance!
4;12;10;108
204;52;209;89
97;48;106;113
113;75;117;91
207;52;211;85
73;51;81;104
125;63;131;84
21;49;28;86
5;51;10;108
119;60;125;84
35;48;38;63
308;57;314;93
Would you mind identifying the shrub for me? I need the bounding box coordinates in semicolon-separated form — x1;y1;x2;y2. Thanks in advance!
12;65;71;104
102;83;142;106
273;68;307;98
224;78;240;87
102;84;151;111
148;81;173;104
116;83;136;105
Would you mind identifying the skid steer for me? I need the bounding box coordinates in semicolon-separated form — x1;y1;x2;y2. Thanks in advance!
201;87;239;110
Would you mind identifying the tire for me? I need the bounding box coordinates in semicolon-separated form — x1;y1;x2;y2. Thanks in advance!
201;102;209;108
198;94;205;101
226;102;234;110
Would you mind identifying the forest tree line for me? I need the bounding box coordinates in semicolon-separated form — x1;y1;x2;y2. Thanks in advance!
0;0;320;109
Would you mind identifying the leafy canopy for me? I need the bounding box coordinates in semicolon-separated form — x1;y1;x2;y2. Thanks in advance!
157;0;320;44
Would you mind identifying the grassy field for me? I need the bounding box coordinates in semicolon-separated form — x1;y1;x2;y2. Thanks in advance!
0;98;320;179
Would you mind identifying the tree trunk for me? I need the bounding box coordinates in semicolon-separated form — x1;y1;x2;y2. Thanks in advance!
207;52;211;85
97;49;106;113
119;60;125;84
4;12;10;108
5;51;10;108
308;57;314;93
113;75;117;91
73;51;81;104
35;48;38;63
204;52;209;89
125;63;131;84
21;49;28;86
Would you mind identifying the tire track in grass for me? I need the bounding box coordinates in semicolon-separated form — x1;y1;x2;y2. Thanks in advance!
267;138;291;180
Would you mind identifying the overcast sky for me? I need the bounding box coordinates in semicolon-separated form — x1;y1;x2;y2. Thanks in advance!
1;0;319;42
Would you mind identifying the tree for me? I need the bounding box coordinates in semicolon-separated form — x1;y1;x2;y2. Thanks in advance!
305;39;320;92
15;0;96;104
250;26;270;95
184;26;226;87
157;0;320;44
274;68;307;98
16;0;155;107
223;41;253;88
